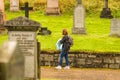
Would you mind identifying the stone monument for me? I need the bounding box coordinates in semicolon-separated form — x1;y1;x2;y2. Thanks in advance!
0;2;7;34
0;41;24;80
72;0;86;34
4;16;41;80
20;2;33;18
10;0;19;11
0;0;5;21
110;19;120;37
37;27;51;35
46;0;60;15
100;0;113;18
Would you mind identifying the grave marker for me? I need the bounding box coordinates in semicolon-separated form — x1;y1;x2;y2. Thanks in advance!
10;0;19;11
46;0;60;15
72;0;86;34
20;2;33;18
100;0;113;18
110;19;120;37
4;16;40;80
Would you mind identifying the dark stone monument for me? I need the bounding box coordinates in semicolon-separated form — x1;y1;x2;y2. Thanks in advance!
45;0;60;15
100;0;113;18
72;0;86;34
37;27;51;35
110;19;120;37
0;41;24;80
20;2;33;18
4;16;41;80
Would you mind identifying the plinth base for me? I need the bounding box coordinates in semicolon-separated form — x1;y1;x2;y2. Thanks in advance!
72;27;86;34
100;8;113;18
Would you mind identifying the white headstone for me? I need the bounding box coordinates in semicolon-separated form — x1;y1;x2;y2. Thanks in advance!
110;19;120;37
10;0;19;11
9;31;37;78
72;4;86;34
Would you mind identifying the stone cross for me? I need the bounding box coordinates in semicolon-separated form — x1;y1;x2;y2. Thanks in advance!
105;0;108;8
0;41;24;80
20;2;33;18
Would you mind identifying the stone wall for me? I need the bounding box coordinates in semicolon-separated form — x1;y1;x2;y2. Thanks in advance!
40;51;120;69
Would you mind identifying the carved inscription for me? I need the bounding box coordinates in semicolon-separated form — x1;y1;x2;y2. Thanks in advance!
9;31;36;55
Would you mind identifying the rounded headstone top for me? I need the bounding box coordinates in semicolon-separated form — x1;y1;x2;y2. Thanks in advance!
4;16;40;27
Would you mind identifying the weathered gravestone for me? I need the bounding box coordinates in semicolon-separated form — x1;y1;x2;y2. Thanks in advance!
10;0;19;11
0;41;24;80
20;2;33;18
4;16;41;80
37;27;51;35
46;0;60;15
0;0;7;34
110;19;120;37
72;0;86;34
100;0;113;18
0;0;5;13
0;0;5;21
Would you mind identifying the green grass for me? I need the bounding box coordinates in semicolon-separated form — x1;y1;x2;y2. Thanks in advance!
1;11;120;52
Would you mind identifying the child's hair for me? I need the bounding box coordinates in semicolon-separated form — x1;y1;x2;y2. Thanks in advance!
62;29;68;35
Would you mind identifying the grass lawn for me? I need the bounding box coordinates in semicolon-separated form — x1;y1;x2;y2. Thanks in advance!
0;11;120;53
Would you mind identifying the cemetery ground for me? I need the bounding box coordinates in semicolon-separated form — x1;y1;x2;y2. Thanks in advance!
1;11;120;80
0;11;120;52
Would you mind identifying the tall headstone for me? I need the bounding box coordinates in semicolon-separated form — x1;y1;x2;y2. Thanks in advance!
0;0;5;13
20;2;33;18
0;0;7;34
46;0;60;15
100;0;113;18
10;0;19;11
4;16;41;80
110;19;120;37
72;0;86;34
0;0;5;21
0;41;24;80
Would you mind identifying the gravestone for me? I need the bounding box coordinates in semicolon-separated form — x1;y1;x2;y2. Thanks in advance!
100;0;113;18
110;19;120;37
4;16;41;80
72;0;86;34
0;41;24;80
20;2;33;18
37;27;51;35
0;0;7;34
10;0;19;11
0;0;5;21
46;0;60;15
0;0;5;13
0;0;5;24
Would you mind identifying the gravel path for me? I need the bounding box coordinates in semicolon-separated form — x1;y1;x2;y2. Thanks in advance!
41;67;120;80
